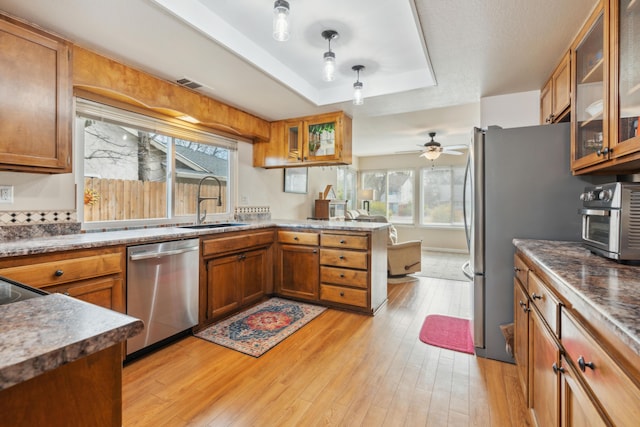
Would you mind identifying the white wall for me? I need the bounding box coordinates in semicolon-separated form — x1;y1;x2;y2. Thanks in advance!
481;90;540;129
237;142;339;220
0;171;75;211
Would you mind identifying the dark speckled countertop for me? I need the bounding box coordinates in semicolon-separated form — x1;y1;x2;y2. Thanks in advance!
513;239;640;357
0;294;143;391
0;219;389;258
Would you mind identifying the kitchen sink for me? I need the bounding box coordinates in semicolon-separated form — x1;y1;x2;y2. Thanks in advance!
180;222;248;229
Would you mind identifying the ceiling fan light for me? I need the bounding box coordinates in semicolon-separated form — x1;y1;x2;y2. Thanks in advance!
353;81;364;105
272;0;290;41
422;150;441;160
323;51;336;81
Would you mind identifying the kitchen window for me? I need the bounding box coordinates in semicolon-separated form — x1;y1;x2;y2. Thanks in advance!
421;165;465;227
75;99;237;229
360;169;414;224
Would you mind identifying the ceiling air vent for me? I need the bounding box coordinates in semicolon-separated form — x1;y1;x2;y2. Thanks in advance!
176;77;203;90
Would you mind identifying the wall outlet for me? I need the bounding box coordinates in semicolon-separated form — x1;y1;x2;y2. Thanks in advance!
0;185;13;203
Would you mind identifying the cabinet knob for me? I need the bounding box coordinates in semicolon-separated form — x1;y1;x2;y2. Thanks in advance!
340;274;345;278
531;293;542;300
340;292;345;297
577;356;595;372
519;300;530;312
54;269;64;277
313;249;317;253
294;236;299;241
340;240;346;244
552;363;565;374
63;291;70;296
339;255;345;260
514;267;521;273
602;147;610;155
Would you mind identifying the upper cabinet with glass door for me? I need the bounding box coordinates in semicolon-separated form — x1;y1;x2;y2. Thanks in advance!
571;1;608;172
254;111;352;168
609;0;640;159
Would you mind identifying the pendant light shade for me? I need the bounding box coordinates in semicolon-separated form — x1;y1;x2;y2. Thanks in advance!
352;65;365;105
272;0;290;42
321;30;339;82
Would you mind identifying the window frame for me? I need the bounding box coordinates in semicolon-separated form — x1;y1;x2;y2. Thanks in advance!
359;168;415;224
419;165;466;228
75;98;238;230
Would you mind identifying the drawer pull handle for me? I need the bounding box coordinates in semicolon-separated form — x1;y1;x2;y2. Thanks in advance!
313;249;317;253
340;274;345;278
514;267;521;272
519;300;530;312
63;291;70;296
577;356;595;372
552;363;565;374
340;292;345;297
294;236;299;241
339;255;345;260
340;240;346;244
531;293;542;300
54;270;64;277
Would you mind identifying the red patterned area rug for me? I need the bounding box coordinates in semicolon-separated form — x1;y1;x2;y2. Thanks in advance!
419;314;475;354
195;298;326;357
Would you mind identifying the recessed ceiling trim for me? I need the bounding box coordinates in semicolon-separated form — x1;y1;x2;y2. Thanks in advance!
150;0;320;102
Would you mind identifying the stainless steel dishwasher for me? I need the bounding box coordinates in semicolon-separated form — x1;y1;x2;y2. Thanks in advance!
126;238;200;356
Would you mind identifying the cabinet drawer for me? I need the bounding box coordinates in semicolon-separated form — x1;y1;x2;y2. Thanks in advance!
320;266;368;288
321;233;368;250
528;271;560;336
320;248;367;270
320;284;368;308
0;252;122;288
278;230;319;246
561;309;640;427
514;254;528;289
202;230;274;257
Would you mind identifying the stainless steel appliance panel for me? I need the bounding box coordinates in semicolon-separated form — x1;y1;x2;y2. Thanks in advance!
127;239;200;355
465;123;592;362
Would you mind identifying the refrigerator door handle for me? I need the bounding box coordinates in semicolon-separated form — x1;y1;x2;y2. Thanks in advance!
463;152;471;252
462;260;473;280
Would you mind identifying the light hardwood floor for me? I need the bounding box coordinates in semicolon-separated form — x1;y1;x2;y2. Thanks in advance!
122;277;530;426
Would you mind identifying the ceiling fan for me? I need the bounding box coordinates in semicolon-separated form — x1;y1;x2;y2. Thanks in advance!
418;132;467;160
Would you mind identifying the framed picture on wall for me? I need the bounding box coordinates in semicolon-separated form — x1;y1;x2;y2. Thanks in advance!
283;168;308;194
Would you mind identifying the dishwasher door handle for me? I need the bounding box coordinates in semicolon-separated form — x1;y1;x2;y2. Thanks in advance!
129;246;199;261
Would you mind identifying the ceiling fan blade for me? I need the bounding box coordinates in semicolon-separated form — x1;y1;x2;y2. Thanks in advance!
446;144;468;150
442;150;464;155
395;149;422;154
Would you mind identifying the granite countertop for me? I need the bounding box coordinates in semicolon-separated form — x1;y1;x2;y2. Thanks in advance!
513;239;640;357
0;219;389;258
0;294;143;391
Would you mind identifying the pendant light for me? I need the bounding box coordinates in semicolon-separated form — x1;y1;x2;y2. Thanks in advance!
272;0;290;42
321;30;339;82
352;65;365;105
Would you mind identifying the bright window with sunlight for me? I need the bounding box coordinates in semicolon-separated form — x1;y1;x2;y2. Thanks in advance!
336;167;357;210
421;166;465;226
361;169;414;224
76;99;236;226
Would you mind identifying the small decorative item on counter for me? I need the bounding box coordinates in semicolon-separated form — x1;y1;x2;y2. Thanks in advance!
84;188;100;206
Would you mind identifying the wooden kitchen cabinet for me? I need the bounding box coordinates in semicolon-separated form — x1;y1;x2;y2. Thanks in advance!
513;274;530;403
0;13;71;173
276;230;320;300
571;0;640;174
253;111;352;168
515;248;640;427
541;51;571;124
529;306;561;427
319;232;369;310
201;229;274;323
0;247;125;312
571;1;608;172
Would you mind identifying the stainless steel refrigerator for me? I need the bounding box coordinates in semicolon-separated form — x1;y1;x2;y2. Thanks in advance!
462;123;596;362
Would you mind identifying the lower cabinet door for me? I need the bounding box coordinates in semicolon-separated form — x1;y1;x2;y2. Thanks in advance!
514;279;529;405
240;248;267;305
560;356;608;427
277;244;319;300
45;276;124;313
207;255;240;320
529;307;560;427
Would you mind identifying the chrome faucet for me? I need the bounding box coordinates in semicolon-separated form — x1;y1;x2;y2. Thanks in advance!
196;175;222;224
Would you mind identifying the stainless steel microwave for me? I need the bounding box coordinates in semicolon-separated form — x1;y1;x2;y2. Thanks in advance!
579;182;640;261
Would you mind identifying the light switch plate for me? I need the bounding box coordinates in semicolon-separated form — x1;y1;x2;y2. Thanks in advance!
0;185;14;203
